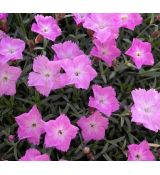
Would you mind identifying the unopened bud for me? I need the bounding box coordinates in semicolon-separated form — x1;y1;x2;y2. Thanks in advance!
35;34;44;44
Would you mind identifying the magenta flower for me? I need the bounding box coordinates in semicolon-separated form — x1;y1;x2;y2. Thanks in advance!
131;88;160;132
0;37;25;64
52;41;84;61
31;15;61;42
45;114;79;152
61;55;97;90
0;13;8;20
83;14;119;42
114;13;143;30
19;148;50;161
28;55;66;96
128;140;155;161
77;111;109;141
90;38;121;67
15;105;45;145
0;63;21;96
73;13;90;25
88;85;120;117
125;38;154;69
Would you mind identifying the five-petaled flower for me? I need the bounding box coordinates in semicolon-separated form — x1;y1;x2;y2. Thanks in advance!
0;37;25;64
15;105;45;145
77;111;109;141
0;63;21;96
131;88;160;132
128;140;155;161
31;15;61;42
45;114;79;152
125;38;154;69
19;148;50;161
88;85;120;117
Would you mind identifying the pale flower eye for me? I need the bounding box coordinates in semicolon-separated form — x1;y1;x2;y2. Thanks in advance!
121;15;128;21
32;123;37;128
135;51;142;57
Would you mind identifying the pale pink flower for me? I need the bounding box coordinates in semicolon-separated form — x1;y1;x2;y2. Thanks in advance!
83;14;119;42
128;140;155;161
28;55;67;96
88;85;120;117
125;38;154;69
73;13;90;25
77;111;109;141
19;148;50;161
45;114;79;152
0;37;25;64
15;105;45;145
113;13;143;30
31;15;61;42
90;38;121;67
131;88;160;132
61;55;97;89
0;63;21;96
52;41;84;61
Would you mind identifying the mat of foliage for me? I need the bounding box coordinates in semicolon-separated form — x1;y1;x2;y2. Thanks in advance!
0;13;160;161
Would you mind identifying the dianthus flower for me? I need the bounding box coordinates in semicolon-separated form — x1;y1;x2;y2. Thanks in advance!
88;85;120;117
128;140;155;161
19;148;50;161
0;13;8;20
125;38;154;69
131;88;160;132
0;63;21;96
113;13;143;30
61;55;97;89
83;14;119;42
52;41;84;61
45;114;79;152
90;38;121;67
31;15;61;42
15;105;45;145
73;13;90;25
28;55;67;96
77;111;109;141
0;37;25;64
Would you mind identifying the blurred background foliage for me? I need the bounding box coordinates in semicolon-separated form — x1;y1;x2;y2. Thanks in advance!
1;13;160;161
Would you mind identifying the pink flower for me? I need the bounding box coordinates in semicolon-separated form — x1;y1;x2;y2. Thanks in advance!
125;38;154;69
77;111;109;141
73;13;90;25
28;55;67;96
45;114;79;152
19;148;50;161
31;15;61;42
15;105;45;145
52;41;84;61
83;14;119;42
61;55;97;89
88;85;120;117
0;13;8;20
90;38;121;67
0;63;21;96
0;37;25;64
128;140;155;161
113;13;143;30
131;88;160;132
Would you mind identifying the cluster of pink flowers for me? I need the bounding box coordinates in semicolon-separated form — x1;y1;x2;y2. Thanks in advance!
1;14;158;161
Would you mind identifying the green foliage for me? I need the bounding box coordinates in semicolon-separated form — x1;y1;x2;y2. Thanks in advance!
1;13;160;161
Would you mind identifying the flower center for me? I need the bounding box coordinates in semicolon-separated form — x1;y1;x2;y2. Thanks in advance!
135;154;141;160
3;76;8;81
32;123;37;128
58;129;63;135
90;123;96;128
121;15;128;21
8;49;15;54
135;51;142;57
74;70;80;76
